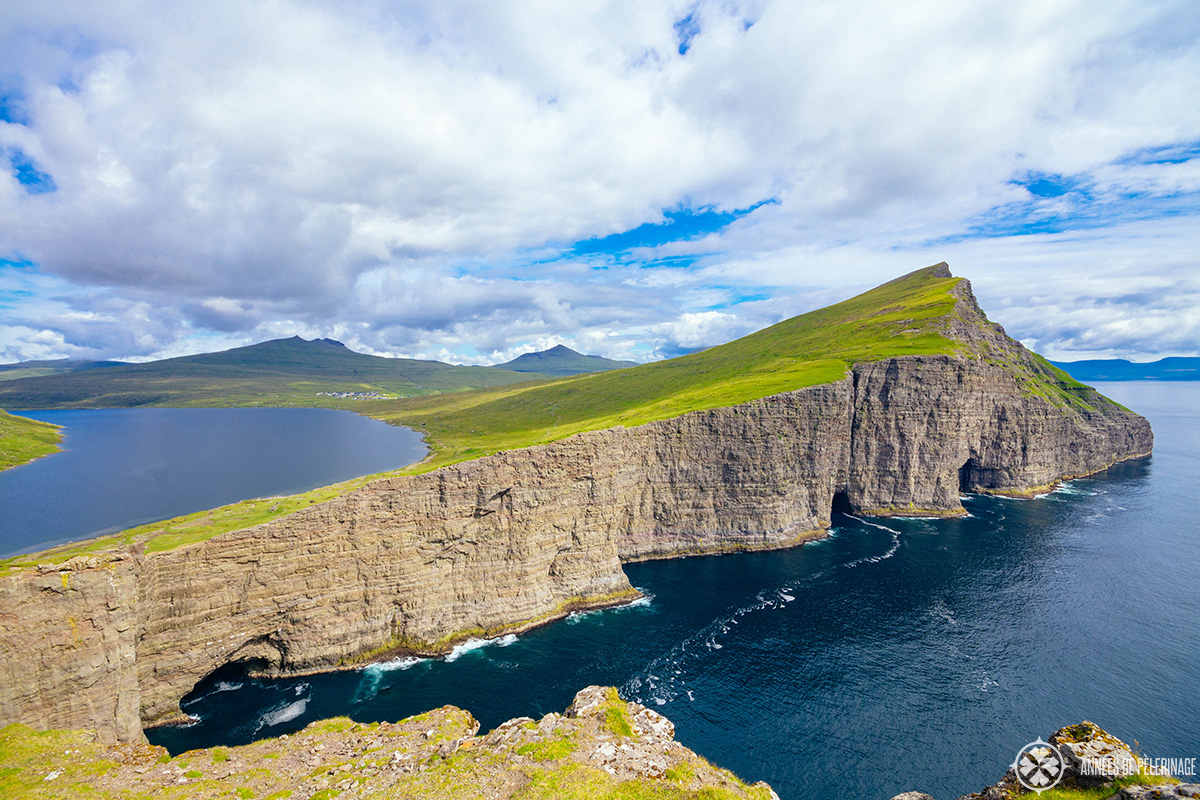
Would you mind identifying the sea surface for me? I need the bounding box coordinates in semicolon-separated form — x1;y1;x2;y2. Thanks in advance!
0;408;427;558
140;383;1198;799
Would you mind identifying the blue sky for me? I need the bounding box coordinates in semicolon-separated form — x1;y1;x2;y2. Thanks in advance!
1;0;1198;365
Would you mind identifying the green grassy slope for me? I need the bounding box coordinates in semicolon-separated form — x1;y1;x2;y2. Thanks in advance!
0;337;551;409
367;265;964;470
0;263;1106;567
0;410;63;471
498;345;638;377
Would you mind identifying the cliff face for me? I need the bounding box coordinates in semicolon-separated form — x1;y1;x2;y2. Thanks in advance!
0;271;1152;742
0;554;141;744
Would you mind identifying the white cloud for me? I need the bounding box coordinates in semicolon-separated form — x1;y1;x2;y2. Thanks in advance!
0;0;1197;363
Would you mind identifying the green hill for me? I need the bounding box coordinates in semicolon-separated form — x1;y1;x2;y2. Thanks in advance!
7;263;1097;566
497;344;637;377
0;336;550;409
366;264;1091;471
0;358;128;382
0;409;63;471
364;264;969;469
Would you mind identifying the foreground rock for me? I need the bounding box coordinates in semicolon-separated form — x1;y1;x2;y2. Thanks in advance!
891;721;1196;800
0;686;778;800
0;266;1153;742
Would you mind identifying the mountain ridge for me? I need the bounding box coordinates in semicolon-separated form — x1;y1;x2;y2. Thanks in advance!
496;344;637;377
0;335;552;409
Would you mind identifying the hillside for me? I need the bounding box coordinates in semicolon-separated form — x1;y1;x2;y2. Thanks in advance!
497;344;637;377
0;358;128;382
1;263;1110;567
1052;356;1200;381
0;410;62;471
0;263;1152;745
0;337;551;409
365;263;1093;471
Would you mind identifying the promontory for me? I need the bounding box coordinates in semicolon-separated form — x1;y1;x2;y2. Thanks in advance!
0;263;1152;745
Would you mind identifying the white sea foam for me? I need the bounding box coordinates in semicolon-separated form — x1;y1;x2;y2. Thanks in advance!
255;698;308;731
568;590;653;622
842;516;902;567
622;576;825;706
215;681;243;692
362;656;426;674
444;633;518;662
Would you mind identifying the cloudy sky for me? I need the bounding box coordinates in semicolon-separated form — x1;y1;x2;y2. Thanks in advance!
1;0;1198;366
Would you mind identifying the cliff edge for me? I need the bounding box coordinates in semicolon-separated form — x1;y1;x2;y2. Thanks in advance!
0;264;1152;742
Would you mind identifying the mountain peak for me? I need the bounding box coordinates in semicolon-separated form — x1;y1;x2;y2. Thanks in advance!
498;345;635;377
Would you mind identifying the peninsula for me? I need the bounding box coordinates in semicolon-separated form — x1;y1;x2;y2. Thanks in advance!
0;264;1152;746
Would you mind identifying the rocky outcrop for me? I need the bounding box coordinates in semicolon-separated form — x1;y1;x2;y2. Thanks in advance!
0;686;780;799
912;721;1199;800
0;269;1152;743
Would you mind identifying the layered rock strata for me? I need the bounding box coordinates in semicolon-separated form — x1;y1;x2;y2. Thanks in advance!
0;271;1152;743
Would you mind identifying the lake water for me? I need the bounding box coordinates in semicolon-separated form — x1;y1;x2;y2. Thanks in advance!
0;408;427;558
141;383;1199;799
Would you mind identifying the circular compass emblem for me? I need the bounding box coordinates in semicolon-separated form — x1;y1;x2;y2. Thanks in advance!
1012;738;1066;793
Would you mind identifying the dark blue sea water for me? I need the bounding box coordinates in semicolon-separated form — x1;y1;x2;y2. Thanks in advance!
144;383;1199;800
0;408;426;558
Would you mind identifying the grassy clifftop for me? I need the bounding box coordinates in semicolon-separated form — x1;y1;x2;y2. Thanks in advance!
2;263;1104;567
366;264;964;470
0;410;62;472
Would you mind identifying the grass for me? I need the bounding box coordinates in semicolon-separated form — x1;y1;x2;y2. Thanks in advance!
1;264;1122;566
0;409;63;471
364;265;966;472
0;336;550;410
1034;773;1178;800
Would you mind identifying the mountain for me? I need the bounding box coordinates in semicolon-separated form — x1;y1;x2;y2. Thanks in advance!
0;336;549;409
0;358;128;382
496;344;636;377
1051;356;1200;381
0;263;1152;746
371;263;1111;471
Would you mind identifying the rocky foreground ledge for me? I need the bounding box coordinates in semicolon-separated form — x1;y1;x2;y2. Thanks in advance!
0;686;778;800
892;721;1198;800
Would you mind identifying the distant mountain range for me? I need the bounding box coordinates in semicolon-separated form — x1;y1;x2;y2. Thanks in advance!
0;358;130;382
1050;357;1200;381
496;344;636;377
0;338;633;409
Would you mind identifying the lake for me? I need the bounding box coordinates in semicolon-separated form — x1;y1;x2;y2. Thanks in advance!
69;384;1200;799
0;408;427;558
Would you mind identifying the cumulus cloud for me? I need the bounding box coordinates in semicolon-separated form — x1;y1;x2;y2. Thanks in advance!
0;0;1197;363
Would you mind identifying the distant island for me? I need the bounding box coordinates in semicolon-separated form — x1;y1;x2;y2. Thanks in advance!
1052;357;1200;381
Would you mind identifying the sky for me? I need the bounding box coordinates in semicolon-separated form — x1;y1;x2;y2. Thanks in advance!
1;0;1198;366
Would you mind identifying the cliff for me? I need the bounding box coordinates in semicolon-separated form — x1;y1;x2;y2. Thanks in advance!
0;686;780;799
0;265;1152;743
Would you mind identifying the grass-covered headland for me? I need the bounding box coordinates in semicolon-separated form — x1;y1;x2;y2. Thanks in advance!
0;410;62;472
0;264;1101;569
